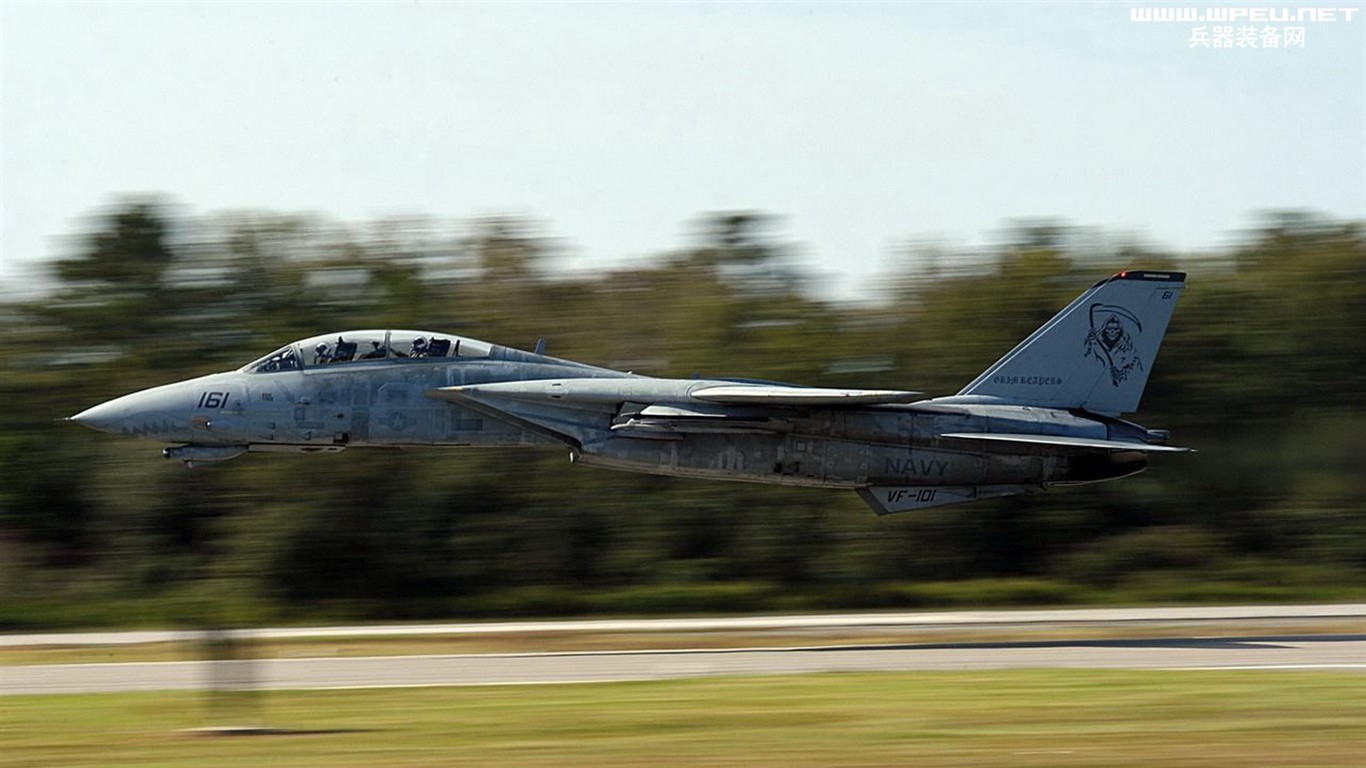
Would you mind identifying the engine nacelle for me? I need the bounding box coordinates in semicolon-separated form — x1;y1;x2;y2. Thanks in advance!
1051;450;1148;486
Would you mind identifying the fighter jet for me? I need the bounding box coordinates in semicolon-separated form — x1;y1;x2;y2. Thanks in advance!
70;270;1190;513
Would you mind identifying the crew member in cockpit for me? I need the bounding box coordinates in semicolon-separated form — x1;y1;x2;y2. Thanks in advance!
314;342;332;365
410;336;428;358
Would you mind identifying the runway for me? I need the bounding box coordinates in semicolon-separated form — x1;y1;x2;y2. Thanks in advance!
6;603;1365;647
5;634;1363;695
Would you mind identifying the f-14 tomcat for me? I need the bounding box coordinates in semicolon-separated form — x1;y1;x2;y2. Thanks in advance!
70;270;1190;514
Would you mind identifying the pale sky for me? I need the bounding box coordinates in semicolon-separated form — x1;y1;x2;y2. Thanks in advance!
3;2;1363;300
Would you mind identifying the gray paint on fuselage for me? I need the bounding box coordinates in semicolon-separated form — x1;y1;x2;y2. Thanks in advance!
190;356;593;449
96;359;1119;492
72;271;1189;511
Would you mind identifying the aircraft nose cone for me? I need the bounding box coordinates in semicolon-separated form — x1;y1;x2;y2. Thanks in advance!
69;401;128;434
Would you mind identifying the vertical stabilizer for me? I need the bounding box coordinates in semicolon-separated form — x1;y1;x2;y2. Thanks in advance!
955;271;1186;415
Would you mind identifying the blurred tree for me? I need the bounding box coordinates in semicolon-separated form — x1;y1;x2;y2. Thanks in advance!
3;201;1362;629
55;200;177;288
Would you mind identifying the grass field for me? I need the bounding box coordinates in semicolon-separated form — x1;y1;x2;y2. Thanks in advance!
3;670;1363;767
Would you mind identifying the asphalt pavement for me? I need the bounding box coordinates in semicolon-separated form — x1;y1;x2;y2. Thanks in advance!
4;609;1364;696
5;603;1365;647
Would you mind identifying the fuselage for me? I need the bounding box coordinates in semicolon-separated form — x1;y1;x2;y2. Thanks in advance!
70;272;1190;514
70;329;1148;490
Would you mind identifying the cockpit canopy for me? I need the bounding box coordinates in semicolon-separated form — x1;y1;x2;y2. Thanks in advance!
244;330;492;373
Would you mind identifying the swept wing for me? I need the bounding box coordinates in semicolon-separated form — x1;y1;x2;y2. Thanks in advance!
690;385;920;406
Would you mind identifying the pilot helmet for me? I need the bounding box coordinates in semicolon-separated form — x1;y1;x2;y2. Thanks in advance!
413;336;427;348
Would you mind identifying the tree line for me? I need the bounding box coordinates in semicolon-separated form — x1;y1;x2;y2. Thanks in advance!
2;200;1362;627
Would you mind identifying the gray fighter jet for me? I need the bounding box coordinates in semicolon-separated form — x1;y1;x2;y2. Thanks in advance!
70;270;1190;513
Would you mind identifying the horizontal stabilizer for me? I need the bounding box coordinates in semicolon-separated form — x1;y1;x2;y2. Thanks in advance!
858;484;1035;515
941;433;1192;452
691;385;920;406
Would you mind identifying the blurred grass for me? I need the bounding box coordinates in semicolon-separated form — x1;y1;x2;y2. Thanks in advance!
4;671;1364;767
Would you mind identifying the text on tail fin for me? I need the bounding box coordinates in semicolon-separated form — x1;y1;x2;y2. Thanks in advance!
954;270;1186;415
